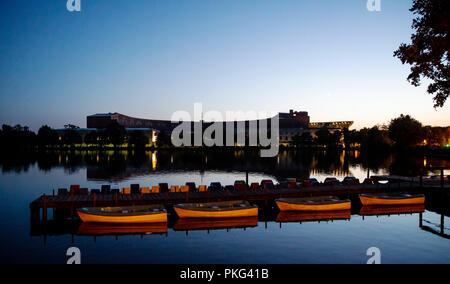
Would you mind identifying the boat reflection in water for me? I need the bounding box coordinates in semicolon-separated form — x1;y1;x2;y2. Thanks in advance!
77;222;168;236
359;205;425;217
173;217;258;232
276;210;351;223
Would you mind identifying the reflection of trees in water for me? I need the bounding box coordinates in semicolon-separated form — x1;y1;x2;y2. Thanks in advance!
359;150;393;175
0;151;36;173
310;149;349;176
0;150;447;181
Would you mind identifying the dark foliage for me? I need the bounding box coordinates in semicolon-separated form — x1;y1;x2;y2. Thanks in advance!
394;0;449;107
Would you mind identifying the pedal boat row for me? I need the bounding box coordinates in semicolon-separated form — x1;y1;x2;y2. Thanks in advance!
77;200;258;224
276;192;425;211
77;193;425;224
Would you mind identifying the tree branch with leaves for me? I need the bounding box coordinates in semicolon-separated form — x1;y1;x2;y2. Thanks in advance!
394;0;449;107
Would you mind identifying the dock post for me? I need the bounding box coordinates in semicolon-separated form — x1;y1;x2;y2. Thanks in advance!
441;168;444;190
115;192;118;206
419;212;423;227
70;191;74;218
93;192;96;207
246;171;249;187
42;194;47;221
441;214;445;234
207;190;210;202
186;191;189;202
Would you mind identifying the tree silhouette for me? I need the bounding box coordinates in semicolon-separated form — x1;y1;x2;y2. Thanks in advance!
104;120;126;147
394;0;449;107
84;131;99;145
1;124;36;149
128;131;148;149
360;126;392;151
388;114;423;149
62;128;82;146
315;128;331;146
37;125;59;147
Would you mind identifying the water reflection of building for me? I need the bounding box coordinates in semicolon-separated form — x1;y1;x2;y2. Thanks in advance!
83;150;361;182
86;110;353;146
54;127;158;147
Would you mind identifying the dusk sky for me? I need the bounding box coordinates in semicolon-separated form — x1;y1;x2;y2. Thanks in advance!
0;0;449;131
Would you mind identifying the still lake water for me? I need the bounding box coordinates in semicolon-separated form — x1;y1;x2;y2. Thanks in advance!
0;150;449;264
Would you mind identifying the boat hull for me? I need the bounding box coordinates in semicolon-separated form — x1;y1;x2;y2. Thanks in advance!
359;194;425;206
77;210;167;224
276;211;351;222
77;222;168;235
359;205;425;216
174;206;258;219
276;199;351;212
173;217;258;231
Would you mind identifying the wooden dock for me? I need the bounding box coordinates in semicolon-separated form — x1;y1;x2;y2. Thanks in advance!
30;181;449;221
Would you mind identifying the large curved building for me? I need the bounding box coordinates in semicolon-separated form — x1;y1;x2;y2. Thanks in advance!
87;110;353;145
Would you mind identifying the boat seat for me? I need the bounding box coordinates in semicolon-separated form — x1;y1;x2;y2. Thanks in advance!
170;185;180;193
250;183;259;190
198;185;207;192
70;185;81;195
140;187;150;194
130;187;140;195
180;185;189;193
225;185;234;191
101;185;111;194
58;188;68;196
152;186;160;193
186;182;196;192
130;184;140;194
159;183;169;193
90;189;100;195
122;187;131;195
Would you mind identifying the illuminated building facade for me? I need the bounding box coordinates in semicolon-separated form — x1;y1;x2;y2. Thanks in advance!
86;110;353;146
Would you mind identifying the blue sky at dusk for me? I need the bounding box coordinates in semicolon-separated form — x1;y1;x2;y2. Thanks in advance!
0;0;448;131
